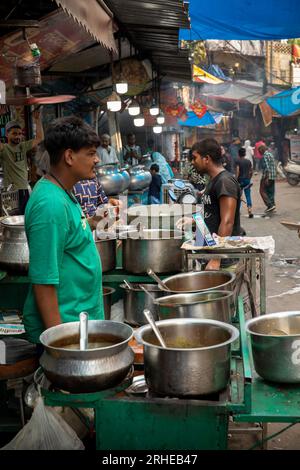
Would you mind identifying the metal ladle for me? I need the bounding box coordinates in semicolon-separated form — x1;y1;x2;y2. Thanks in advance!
147;268;171;292
143;309;167;348
139;285;156;302
123;279;134;290
79;311;89;350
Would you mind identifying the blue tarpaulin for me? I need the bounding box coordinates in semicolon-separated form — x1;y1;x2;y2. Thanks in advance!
266;86;300;116
180;0;300;40
178;111;223;127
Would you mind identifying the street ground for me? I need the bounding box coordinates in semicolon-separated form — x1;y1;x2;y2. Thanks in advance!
229;173;300;450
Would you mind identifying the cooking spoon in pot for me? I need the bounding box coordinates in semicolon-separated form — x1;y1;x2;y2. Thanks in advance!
123;279;134;290
79;311;89;350
147;268;171;292
139;285;156;302
143;309;167;348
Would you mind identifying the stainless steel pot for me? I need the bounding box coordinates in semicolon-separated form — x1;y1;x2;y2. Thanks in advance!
121;229;184;274
40;320;134;392
135;318;239;396
126;203;197;230
120;283;165;326
155;290;233;323
95;234;116;272
0;215;29;273
96;164;130;195
128;165;152;191
103;286;115;320
160;270;236;294
246;311;300;383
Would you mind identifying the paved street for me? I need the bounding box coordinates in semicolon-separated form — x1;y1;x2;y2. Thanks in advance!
230;173;300;450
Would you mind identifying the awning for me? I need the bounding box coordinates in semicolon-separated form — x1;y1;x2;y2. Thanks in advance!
200;81;267;105
52;0;117;51
267;86;300;116
193;65;224;84
180;0;300;40
178;110;223;127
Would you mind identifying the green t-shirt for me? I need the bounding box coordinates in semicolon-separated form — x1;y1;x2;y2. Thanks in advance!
23;178;104;343
0;140;33;189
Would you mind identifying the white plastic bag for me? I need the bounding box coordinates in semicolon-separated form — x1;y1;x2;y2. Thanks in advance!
1;396;84;450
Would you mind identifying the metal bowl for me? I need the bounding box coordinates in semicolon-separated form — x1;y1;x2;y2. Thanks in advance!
246;311;300;383
135;318;239;396
161;270;236;294
155;290;233;323
39;320;134;392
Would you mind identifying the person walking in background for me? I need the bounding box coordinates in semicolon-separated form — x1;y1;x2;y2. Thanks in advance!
148;163;162;204
97;133;119;165
236;148;253;218
258;144;276;213
244;139;254;166
254;137;265;173
229;137;241;173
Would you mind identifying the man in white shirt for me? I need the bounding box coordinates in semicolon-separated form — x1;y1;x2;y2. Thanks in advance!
97;134;119;165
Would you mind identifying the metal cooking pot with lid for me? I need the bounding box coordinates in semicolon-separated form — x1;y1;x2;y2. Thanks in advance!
39;320;134;393
246;311;300;383
95;164;130;195
0;215;29;273
135;318;239;396
127;165;152;192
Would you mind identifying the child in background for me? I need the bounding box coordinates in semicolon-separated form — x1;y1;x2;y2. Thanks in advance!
148;163;162;204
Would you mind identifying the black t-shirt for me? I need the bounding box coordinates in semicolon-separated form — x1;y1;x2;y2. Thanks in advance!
149;173;162;199
202;170;241;236
236;158;252;179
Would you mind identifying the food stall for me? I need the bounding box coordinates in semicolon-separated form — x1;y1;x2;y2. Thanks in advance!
0;214;300;450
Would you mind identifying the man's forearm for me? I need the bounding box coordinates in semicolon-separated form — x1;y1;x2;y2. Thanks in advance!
218;220;234;237
33;284;61;329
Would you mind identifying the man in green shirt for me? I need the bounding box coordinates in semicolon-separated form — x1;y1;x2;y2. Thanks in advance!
0;110;43;214
23;116;104;344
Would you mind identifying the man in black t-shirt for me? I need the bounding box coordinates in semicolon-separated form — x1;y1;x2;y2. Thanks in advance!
191;138;241;270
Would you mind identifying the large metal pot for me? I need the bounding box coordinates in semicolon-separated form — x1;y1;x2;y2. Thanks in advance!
103;286;115;320
96;164;130;195
135;318;239;396
160;270;236;294
95;233;116;272
0;215;29;273
40;320;134;393
126;203;197;230
120;283;165;326
128;165;152;191
246;311;300;383
121;229;184;274
155;290;233;323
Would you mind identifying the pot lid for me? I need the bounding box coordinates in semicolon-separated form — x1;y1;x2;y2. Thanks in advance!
173;180;186;189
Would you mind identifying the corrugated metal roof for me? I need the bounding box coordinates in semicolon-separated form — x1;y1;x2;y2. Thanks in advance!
106;0;191;81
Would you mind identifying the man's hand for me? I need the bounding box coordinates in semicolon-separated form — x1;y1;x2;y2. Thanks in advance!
32;108;41;121
205;259;221;271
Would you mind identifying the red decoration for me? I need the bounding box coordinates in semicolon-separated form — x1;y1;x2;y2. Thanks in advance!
190;99;207;118
164;103;188;119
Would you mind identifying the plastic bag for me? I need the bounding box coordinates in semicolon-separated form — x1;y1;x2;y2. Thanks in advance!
1;396;84;450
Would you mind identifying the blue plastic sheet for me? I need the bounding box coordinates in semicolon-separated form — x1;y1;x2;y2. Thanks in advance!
180;0;300;40
266;86;300;116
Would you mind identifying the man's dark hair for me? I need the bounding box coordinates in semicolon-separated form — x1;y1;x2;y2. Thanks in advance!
150;163;159;172
191;138;222;163
238;148;246;157
127;133;135;139
44;116;100;166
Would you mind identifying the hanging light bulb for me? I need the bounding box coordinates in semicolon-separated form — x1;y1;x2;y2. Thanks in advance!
156;112;165;125
107;91;122;112
128;99;140;116
116;81;128;94
153;126;162;134
134;114;145;127
150;99;159;116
